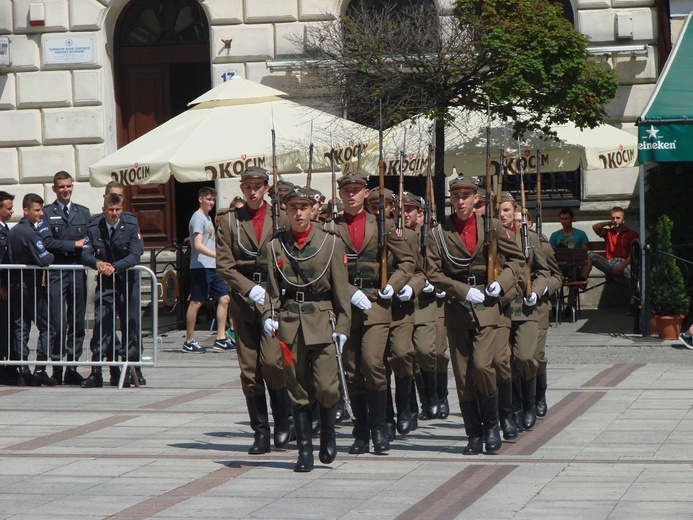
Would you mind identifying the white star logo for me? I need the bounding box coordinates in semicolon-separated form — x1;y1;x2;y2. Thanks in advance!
646;125;660;139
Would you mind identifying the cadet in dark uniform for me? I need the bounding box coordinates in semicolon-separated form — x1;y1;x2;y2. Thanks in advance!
0;191;15;384
263;187;351;472
41;171;90;385
80;193;144;388
426;176;524;454
8;193;55;386
330;173;415;455
216;167;292;455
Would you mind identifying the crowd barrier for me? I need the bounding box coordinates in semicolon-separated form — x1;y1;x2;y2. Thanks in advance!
0;264;160;389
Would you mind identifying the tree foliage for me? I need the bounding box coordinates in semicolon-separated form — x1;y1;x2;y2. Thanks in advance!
650;215;691;317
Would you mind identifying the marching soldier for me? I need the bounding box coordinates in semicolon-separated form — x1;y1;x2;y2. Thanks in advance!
41;171;91;386
426;175;524;454
263;187;351;472
330;173;415;454
80;193;144;388
498;194;550;432
216;166;292;455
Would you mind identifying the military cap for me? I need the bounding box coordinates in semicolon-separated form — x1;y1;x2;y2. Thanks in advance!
303;187;324;203
337;172;369;188
401;191;424;208
448;173;476;192
500;192;516;204
366;188;394;202
276;179;295;191
284;186;322;205
241;166;269;182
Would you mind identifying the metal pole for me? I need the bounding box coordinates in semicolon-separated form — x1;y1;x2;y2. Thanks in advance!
638;163;650;336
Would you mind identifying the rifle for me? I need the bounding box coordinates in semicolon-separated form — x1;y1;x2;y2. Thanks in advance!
535;146;542;238
494;140;506;219
330;132;338;225
517;138;532;297
378;100;388;290
271;125;280;235
485;103;498;285
421;119;436;265
306;120;314;189
396;127;406;237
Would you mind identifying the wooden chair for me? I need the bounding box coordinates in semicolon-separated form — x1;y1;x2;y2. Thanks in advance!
553;247;589;323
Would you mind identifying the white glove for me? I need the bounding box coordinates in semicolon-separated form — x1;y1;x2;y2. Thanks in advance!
263;318;278;336
422;281;435;293
397;284;413;301
523;292;538;307
377;284;394;299
332;332;347;354
248;285;266;305
465;287;485;304
435;289;446;299
351;290;372;310
485;281;501;298
543;286;549;296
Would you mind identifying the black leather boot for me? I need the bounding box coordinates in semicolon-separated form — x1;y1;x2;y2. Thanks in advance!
348;393;369;454
512;377;524;433
63;367;84;386
310;399;320;436
408;377;419;431
478;393;502;454
318;404;338;464
52;366;63;385
521;377;537;430
34;367;57;386
385;382;396;441
246;395;271;454
366;389;390;454
394;376;413;435
498;381;518;440
109;366;121;386
268;388;292;448
460;400;483;455
437;371;450;419
81;367;103;388
293;408;314;472
335;394;346;423
420;370;441;419
18;366;42;387
536;372;548;417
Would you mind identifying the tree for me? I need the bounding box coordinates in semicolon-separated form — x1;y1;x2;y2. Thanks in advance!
297;0;617;219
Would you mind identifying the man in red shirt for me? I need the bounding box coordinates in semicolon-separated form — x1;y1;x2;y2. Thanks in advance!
588;206;639;279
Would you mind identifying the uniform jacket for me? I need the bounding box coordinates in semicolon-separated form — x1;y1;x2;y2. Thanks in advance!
538;237;564;329
8;218;54;267
391;226;420;325
0;222;9;288
41;200;90;263
216;202;275;321
328;211;415;326
81;213;143;274
426;213;523;329
504;228;551;322
264;226;351;346
411;225;440;325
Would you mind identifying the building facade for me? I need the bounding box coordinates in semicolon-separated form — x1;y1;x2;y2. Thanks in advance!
0;0;690;246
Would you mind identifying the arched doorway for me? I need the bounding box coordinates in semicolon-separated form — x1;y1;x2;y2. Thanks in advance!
114;0;211;247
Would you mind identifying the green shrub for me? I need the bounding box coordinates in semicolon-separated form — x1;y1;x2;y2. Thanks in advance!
650;215;691;316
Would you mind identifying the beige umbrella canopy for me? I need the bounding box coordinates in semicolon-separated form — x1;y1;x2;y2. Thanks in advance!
351;108;637;177
89;77;376;187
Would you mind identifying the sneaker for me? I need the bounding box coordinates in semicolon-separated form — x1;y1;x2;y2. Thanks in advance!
182;340;206;353
213;338;235;351
679;333;693;350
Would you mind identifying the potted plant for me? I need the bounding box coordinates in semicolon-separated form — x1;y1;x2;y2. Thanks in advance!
650;215;691;339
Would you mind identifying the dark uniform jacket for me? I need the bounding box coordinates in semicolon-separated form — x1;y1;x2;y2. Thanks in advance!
41;201;90;263
8;218;54;268
426;213;524;329
81;213;143;274
0;222;9;288
264;226;351;345
328;211;415;326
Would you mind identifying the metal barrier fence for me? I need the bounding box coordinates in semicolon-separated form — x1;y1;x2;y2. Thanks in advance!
0;264;160;389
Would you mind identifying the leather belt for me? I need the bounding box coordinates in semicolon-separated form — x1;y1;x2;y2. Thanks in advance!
460;274;486;285
241;271;267;283
350;278;377;289
282;290;333;302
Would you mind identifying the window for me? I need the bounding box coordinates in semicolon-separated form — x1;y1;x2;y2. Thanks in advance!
119;0;208;45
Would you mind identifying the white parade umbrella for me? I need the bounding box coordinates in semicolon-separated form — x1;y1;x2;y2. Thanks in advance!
352;108;637;177
89;76;376;187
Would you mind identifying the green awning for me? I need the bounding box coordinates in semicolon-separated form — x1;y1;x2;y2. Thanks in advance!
637;12;693;163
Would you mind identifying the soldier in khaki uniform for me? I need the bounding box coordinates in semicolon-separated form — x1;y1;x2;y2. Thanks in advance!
263;187;351;472
498;194;550;432
216;167;291;455
426;175;524;454
330;173;415;454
